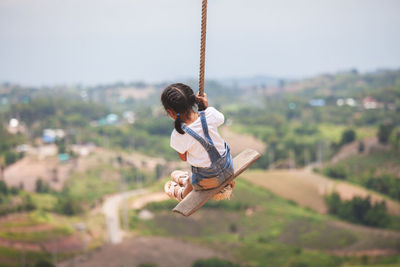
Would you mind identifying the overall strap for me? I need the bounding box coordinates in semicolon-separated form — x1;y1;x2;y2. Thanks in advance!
182;123;212;152
199;111;214;146
181;111;221;164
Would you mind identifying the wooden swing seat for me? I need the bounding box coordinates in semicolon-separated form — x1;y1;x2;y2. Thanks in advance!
173;148;261;217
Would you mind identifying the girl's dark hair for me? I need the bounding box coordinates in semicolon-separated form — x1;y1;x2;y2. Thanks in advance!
161;83;197;134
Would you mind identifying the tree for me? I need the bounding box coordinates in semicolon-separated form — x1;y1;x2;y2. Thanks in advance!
35;179;49;193
34;259;55;267
193;258;242;267
325;192;341;214
324;165;347;179
358;141;365;153
0;165;4;180
325;193;389;227
155;164;163;180
340;129;356;145
23;195;36;211
5;151;18;166
0;180;8;195
378;123;394;144
55;197;82;216
391;129;400;149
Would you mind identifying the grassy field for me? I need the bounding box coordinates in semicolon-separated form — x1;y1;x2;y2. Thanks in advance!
0;212;76;266
0;210;107;267
0;212;73;242
231;123;376;144
327;150;400;179
130;179;400;267
66;164;122;203
242;169;333;213
242;169;400;217
318;125;376;143
31;193;58;211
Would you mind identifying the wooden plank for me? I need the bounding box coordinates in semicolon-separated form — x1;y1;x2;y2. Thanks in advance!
173;148;261;217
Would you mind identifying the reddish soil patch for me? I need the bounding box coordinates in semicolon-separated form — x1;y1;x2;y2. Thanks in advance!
0;238;43;251
0;234;83;253
0;213;83;253
330;249;400;256
3;156;72;192
43;235;84;252
330;137;390;164
2;223;54;233
131;192;169;210
59;236;226;267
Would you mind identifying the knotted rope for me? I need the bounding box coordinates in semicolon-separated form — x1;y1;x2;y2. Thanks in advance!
198;0;208;97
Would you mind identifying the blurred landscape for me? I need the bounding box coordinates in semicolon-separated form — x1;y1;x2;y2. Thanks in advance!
0;68;400;267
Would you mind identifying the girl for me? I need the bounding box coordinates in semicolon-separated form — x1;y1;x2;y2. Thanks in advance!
161;83;235;201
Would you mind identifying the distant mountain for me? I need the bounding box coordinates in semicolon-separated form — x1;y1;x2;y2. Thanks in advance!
281;69;400;98
217;75;285;88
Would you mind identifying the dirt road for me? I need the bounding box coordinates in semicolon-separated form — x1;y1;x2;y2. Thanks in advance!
102;189;146;244
60;191;224;267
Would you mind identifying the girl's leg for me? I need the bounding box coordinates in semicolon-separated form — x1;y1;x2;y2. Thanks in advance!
164;181;183;201
171;170;189;186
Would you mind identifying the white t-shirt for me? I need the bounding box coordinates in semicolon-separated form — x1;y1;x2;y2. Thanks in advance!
170;107;226;168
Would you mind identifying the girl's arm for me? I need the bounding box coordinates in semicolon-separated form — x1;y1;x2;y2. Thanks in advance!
178;152;187;161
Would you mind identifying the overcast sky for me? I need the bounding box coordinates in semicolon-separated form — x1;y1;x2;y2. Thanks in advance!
0;0;399;86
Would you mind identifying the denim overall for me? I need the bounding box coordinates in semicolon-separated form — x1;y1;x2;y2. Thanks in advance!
182;111;234;191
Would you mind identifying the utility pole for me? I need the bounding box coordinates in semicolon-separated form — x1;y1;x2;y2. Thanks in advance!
289;150;296;169
304;149;310;167
20;246;25;267
268;149;275;170
118;155;129;231
317;142;323;166
0;165;4;180
52;237;58;266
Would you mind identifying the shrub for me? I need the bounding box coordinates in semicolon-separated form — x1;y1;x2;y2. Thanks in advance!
325;192;341;214
363;174;400;201
358;141;365;153
378;123;394;144
145;199;176;211
36;179;50;194
34;259;55;267
325;192;389;227
340;129;356;145
55;197;83;215
4;151;18;166
0;180;8;195
23;195;36;211
323;166;347;179
193;258;242;267
287;261;309;267
9;186;19;195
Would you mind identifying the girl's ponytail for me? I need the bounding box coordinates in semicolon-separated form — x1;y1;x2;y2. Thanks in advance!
174;113;185;134
161;83;197;135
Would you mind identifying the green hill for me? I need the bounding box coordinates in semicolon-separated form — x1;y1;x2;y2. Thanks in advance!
131;180;400;267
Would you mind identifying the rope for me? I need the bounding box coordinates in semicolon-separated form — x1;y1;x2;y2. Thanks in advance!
197;1;233;197
198;0;208;97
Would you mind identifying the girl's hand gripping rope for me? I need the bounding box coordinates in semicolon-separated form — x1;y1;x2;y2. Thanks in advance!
196;92;209;109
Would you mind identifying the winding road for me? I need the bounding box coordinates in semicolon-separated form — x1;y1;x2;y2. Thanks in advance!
102;189;147;244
